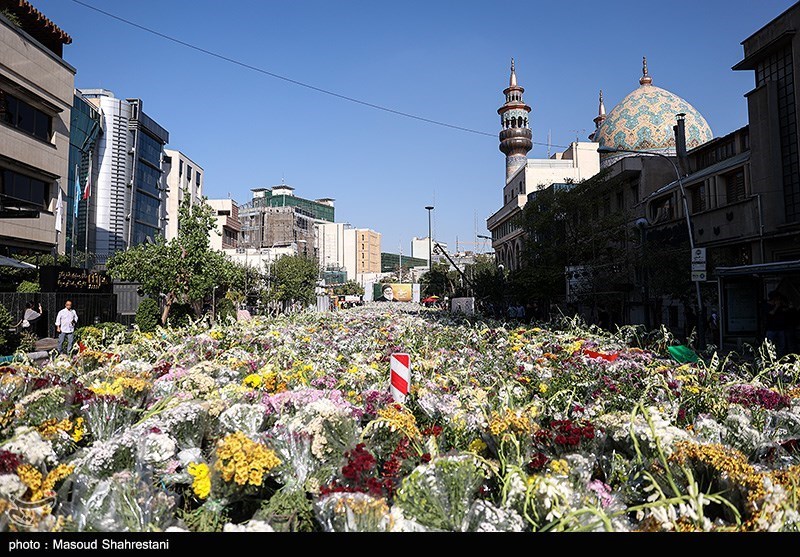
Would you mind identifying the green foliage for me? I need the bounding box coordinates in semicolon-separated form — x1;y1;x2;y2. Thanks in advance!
16;331;37;353
75;322;129;347
0;305;13;351
516;174;632;306
267;255;319;306
421;262;458;298
254;488;318;532
107;194;241;322
215;297;236;323
16;280;40;293
166;303;194;328
333;280;364;296
135;298;161;332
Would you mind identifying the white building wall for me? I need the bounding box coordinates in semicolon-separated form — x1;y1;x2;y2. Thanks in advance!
316;222;350;272
85;92;131;260
163;149;203;240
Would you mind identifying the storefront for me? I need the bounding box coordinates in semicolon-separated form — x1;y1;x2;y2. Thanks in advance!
715;260;800;352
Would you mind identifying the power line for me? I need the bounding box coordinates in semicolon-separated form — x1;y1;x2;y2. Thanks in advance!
69;0;570;149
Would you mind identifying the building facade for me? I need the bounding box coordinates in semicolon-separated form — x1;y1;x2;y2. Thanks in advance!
0;2;74;256
207;198;240;251
79;90;169;265
163;149;203;241
239;184;333;259
486;61;600;272
343;228;381;280
68;90;101;264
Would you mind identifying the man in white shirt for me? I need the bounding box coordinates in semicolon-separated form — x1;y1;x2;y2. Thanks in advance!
54;300;78;355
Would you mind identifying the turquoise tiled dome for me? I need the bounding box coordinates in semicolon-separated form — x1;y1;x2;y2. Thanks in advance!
595;64;713;165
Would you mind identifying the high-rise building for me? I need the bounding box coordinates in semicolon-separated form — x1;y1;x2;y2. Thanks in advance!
0;2;74;256
69;91;101;264
79;89;169;265
163;149;203;241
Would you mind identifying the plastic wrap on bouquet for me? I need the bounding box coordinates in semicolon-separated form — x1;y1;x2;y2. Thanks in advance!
80;396;132;442
394;454;487;531
267;425;335;493
314;492;394;532
63;469;178;532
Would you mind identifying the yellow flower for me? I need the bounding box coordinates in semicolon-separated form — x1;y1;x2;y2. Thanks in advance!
188;462;211;499
71;417;85;443
549;459;569;476
468;438;487;454
538;383;548;394
243;374;263;389
17;464;73;502
210;330;224;341
215;432;281;487
376;405;421;440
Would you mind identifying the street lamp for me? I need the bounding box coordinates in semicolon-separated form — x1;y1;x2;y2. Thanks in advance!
597;144;705;348
425;206;434;274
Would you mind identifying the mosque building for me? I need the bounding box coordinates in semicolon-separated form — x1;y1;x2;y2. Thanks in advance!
590;57;714;168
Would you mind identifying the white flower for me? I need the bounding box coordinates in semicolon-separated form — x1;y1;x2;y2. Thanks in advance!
0;473;26;499
223;520;274;532
219;403;265;436
1;427;56;467
139;432;177;464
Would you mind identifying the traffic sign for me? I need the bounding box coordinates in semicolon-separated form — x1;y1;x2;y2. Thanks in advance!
691;270;707;281
691;248;706;263
691;263;706;272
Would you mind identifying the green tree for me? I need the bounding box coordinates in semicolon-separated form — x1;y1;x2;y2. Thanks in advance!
333;280;364;296
135;297;161;332
107;195;241;324
421;262;458;298
266;255;319;307
514;174;632;310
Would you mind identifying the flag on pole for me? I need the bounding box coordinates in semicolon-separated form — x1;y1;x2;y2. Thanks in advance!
54;186;63;232
73;164;81;218
82;157;92;200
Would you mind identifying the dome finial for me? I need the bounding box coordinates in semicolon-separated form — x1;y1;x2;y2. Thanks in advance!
510;57;517;87
640;56;652;85
593;89;607;130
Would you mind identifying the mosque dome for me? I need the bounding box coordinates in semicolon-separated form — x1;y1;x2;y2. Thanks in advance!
594;58;713;166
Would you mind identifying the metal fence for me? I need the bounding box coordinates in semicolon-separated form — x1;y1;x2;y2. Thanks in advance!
0;292;117;337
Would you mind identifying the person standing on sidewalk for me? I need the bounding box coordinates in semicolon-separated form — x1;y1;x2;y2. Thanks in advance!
54;300;78;355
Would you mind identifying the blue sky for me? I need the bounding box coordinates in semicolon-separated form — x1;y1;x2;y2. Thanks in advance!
40;0;796;255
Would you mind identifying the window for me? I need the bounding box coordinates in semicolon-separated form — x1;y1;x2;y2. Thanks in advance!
138;132;163;168
217;210;230;216
631;184;639;204
650;196;674;222
179;160;183;177
0;168;49;209
691;184;706;213
196;172;201;186
616;191;624;210
135;163;162;197
603;196;611;216
187;166;192;182
756;45;800;221
0;89;52;141
724;169;745;204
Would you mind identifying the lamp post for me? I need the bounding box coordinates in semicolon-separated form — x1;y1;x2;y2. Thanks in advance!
597;145;705;349
425;206;434;275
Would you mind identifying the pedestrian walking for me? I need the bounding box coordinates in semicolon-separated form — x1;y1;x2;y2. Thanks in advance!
54;300;78;355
